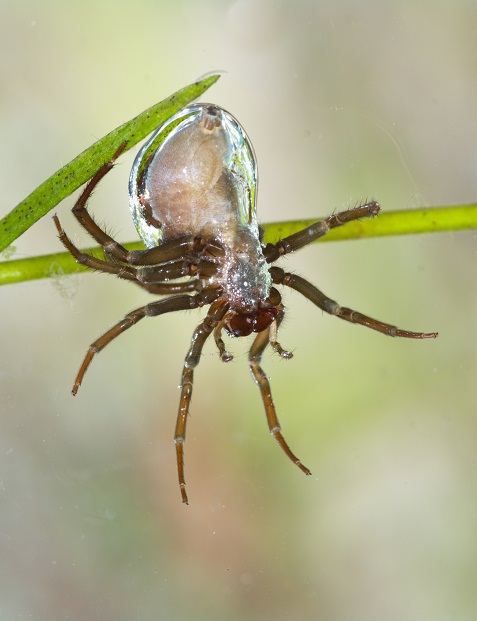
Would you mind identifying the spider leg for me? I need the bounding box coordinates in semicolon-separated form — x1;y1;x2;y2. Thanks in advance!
268;304;293;359
126;237;225;266
174;300;230;504
270;266;438;339
71;143;132;262
136;257;218;284
143;280;203;295
264;200;380;262
248;325;311;477
72;289;221;395
54;214;137;280
55;214;206;295
213;319;233;362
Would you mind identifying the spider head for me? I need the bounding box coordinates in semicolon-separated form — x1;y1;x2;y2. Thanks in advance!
227;308;279;337
225;287;282;337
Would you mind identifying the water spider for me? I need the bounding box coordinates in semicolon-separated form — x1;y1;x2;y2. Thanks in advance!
54;103;437;503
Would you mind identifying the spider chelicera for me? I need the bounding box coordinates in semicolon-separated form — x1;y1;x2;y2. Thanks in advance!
54;103;437;503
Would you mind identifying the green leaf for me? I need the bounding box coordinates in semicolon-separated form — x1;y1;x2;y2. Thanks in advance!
0;74;220;252
1;204;476;286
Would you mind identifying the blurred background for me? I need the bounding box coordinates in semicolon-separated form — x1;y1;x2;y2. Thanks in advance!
1;2;476;620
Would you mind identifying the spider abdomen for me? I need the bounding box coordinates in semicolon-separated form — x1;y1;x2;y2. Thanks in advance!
129;104;260;249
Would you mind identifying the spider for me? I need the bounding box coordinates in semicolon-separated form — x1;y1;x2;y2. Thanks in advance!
54;103;437;504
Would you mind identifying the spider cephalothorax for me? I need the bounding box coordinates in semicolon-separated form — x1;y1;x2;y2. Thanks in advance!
54;103;437;503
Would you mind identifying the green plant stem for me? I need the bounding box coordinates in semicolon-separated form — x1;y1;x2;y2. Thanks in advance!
262;204;477;243
0;74;220;253
1;204;475;286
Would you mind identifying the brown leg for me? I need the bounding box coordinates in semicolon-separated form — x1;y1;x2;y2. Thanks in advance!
142;280;203;295
270;266;438;339
174;300;230;504
55;214;207;295
126;237;225;266
213;319;233;362
264;201;380;262
268;305;293;359
248;326;311;477
136;257;218;284
72;293;215;395
69;143;135;262
54;214;138;280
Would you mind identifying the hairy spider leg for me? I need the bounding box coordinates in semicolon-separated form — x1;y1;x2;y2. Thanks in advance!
54;214;137;280
125;237;226;267
248;322;312;478
54;214;203;295
270;266;438;339
71;290;221;396
71;142;132;262
213;318;234;362
136;257;218;284
267;303;293;359
175;300;230;504
264;201;380;262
